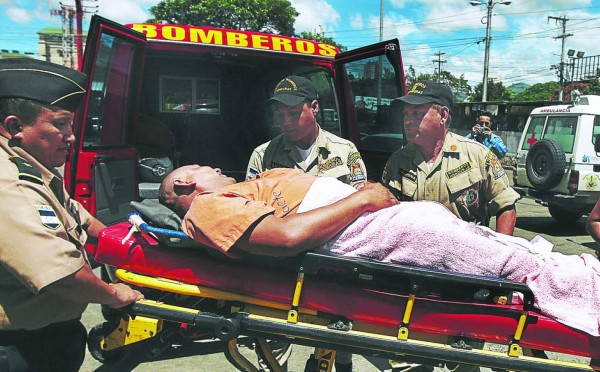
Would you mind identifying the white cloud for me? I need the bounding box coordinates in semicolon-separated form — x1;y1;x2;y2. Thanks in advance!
95;0;154;24
367;12;418;41
291;0;340;33
6;7;30;24
350;13;363;30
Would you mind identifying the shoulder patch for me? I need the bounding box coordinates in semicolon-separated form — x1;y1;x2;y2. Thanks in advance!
36;205;61;230
347;151;362;165
246;167;260;180
489;156;506;179
9;156;43;185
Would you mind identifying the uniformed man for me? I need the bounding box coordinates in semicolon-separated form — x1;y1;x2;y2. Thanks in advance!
247;75;362;371
383;81;518;235
382;81;519;372
246;75;367;189
0;58;143;372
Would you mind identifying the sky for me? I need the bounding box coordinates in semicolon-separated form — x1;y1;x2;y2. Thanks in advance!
0;0;599;88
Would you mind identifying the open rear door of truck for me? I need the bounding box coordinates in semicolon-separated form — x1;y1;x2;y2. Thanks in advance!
66;15;146;232
333;39;406;181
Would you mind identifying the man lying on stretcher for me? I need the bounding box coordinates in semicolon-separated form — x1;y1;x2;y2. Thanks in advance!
159;165;600;338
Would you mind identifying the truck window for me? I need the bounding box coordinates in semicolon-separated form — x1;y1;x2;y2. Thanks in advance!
344;55;403;153
521;116;546;150
160;77;220;114
594;116;600;145
83;33;140;148
543;116;577;153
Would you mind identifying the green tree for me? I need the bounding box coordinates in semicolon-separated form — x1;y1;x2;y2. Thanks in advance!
298;31;347;52
513;82;559;102
471;80;512;101
148;0;299;36
406;71;472;103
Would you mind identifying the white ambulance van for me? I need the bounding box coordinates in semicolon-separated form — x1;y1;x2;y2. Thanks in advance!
513;94;600;224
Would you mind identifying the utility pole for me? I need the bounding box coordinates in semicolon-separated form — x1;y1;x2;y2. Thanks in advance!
470;1;511;102
50;1;98;70
432;51;446;83
548;15;572;101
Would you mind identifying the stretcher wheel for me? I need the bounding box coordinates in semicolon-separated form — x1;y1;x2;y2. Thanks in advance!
87;322;130;364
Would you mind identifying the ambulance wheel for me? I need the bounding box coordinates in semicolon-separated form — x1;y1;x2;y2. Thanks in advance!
548;205;582;224
525;139;566;191
87;322;129;364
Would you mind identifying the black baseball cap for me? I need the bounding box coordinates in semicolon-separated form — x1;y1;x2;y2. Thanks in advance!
266;75;317;106
396;80;453;109
0;58;87;111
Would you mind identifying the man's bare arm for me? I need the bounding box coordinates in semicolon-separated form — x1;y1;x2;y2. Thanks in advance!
235;183;398;256
586;198;600;244
45;264;144;308
496;205;516;235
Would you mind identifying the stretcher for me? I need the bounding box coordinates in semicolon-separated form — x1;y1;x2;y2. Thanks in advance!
86;212;600;371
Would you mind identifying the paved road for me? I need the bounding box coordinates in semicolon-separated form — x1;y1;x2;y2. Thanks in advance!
79;196;597;371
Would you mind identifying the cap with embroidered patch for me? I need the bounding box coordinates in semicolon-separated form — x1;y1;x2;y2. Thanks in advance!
266;75;317;106
0;58;87;111
396;80;453;109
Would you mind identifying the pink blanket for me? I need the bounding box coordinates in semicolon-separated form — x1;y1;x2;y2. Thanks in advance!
298;179;600;336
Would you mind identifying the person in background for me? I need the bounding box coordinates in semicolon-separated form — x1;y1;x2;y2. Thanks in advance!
0;58;143;372
247;75;367;189
466;113;508;159
382;81;519;236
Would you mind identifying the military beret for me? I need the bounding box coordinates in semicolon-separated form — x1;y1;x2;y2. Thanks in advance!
0;58;87;112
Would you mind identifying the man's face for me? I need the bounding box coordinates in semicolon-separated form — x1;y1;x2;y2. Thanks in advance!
187;165;236;191
17;107;75;169
478;115;492;128
273;101;318;148
403;103;443;145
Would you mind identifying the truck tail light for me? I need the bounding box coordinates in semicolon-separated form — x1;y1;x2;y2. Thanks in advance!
568;170;579;195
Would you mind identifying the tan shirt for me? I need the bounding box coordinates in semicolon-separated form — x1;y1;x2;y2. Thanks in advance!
246;127;367;187
382;132;519;225
0;136;93;330
183;168;315;255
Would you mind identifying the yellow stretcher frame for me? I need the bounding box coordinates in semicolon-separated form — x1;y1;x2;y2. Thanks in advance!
95;268;596;372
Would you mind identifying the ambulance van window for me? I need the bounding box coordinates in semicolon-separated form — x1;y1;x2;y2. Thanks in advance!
593;115;600;145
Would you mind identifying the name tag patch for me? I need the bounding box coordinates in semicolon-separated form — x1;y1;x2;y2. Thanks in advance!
36;205;60;230
446;162;472;179
318;156;343;172
398;168;417;183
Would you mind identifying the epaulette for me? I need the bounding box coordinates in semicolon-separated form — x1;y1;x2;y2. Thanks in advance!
9;156;44;185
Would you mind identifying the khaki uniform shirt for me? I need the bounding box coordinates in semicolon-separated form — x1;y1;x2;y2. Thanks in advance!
246;127;367;187
0;136;93;330
184;168;315;255
382;132;519;225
